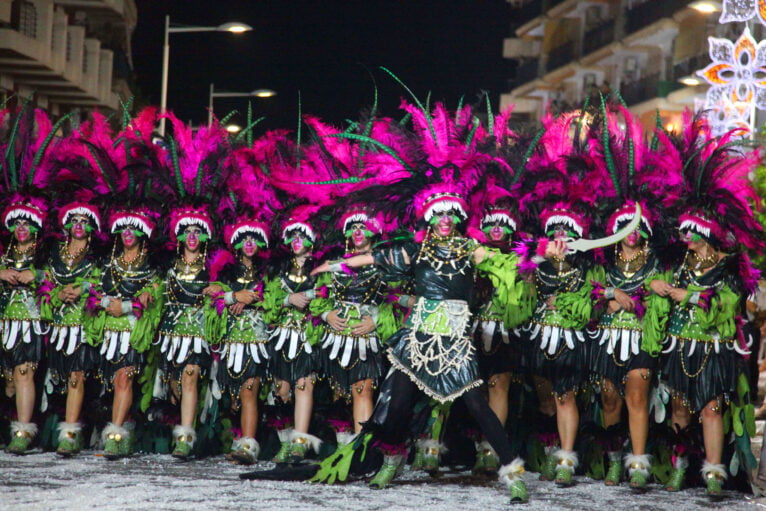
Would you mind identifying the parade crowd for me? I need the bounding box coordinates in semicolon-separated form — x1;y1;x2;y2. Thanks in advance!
0;91;763;505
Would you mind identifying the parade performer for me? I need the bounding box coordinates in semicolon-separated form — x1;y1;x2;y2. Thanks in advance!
586;104;671;488
514;111;610;486
649;115;764;497
0;105;61;454
71;108;164;459
154;114;228;459
210;143;282;465
307;101;553;504
263;203;324;462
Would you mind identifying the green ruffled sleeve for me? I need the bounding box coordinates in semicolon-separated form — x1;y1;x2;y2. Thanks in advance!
682;283;739;338
641;270;673;356
130;280;164;353
262;276;286;325
376;301;398;341
309;273;334;318
553;266;603;329
476;249;521;307
504;279;536;328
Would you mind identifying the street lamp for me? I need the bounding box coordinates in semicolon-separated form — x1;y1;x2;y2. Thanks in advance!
160;15;252;136
208;83;277;126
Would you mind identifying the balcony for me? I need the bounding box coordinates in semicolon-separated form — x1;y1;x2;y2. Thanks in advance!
514;59;539;84
672;53;709;81
546;43;575;73
625;0;692;35
545;0;566;10
620;73;658;105
515;0;543;26
582;19;615;57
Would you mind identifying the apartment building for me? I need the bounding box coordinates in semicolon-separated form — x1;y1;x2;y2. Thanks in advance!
0;0;137;114
501;0;759;130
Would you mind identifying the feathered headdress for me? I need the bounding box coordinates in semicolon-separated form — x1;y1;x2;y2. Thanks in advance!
655;110;765;253
154;113;231;244
0;103;67;232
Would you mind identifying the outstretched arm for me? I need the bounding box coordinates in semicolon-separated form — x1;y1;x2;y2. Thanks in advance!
311;253;375;276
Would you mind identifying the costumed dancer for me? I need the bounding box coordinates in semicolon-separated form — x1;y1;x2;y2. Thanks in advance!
0;105;59;454
210;142;282;465
585;104;670;488
42;198;102;456
263;203;324;462
154;115;228;459
514;111;609;486
649;114;764;497
310;102;553;504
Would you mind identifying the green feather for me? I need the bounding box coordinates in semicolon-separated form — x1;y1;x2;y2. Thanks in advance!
327;132;413;174
599;93;621;198
464;116;480;152
4;98;29;190
247;101;253;148
219;110;238;126
613;88;628;109
575;95;590;140
29;112;73;186
296;91;302;169
515;126;545;184
485;91;494;137
651;109;662;151
380;66;438;146
455;95;465;125
234;117;265;142
169;137;185;198
399;112;412;126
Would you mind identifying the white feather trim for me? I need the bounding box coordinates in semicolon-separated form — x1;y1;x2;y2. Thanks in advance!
289;430;322;453
624;453;651;477
554;449;579;474
498;457;526;484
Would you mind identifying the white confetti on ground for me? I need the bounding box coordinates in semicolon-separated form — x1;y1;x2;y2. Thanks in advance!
1;451;764;511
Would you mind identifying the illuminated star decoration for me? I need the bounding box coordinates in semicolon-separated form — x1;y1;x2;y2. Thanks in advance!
697;26;766;110
720;0;766;25
696;94;751;138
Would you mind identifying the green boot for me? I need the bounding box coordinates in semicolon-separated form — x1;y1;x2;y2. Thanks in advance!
625;454;651;490
6;422;37;455
119;423;135;457
702;462;726;498
411;443;425;470
553;449;578;487
539;448;557;481
499;458;529;504
420;440;443;474
288;432;321;462
664;456;687;492
228;437;260;465
171;425;196;460
473;440;500;475
604;451;622;486
369;454;405;489
103;423;129;460
56;422;83;457
272;429;292;463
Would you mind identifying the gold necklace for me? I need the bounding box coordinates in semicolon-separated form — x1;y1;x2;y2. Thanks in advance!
288;257;307;283
61;242;88;269
687;250;717;272
118;250;145;271
616;248;645;274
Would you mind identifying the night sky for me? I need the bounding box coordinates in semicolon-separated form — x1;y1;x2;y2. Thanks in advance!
132;1;513;133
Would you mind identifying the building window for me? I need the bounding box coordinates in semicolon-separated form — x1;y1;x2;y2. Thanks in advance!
83;45;88;73
18;1;36;39
66;32;72;61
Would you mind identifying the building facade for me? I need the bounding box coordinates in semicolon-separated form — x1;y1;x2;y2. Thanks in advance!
0;0;137;114
502;0;758;130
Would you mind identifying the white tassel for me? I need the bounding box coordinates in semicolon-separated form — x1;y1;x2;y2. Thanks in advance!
498;457;526;485
554;449;578;474
624;453;651;477
289;430;322;453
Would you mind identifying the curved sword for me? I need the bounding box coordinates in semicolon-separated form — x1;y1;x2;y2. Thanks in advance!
566;203;642;254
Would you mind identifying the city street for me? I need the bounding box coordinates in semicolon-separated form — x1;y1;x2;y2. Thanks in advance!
0;450;762;511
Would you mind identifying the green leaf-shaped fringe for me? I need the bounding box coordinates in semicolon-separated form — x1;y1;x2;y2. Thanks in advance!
219;110;238;127
169;137;185;198
464;116;480;152
234;116;265;143
516;126;545;184
5;98;30;190
485;91;494;137
600;93;621;198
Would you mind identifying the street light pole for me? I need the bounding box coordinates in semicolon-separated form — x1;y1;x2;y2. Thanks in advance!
207;83;277;127
158;16;252;136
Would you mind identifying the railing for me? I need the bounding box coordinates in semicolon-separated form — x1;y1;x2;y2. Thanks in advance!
620;72;660;105
546;43;574;73
672;53;709;81
582;19;615;56
624;0;693;35
515;59;540;84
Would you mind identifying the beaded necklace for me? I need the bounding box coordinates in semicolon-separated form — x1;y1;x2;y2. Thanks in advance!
415;234;473;279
